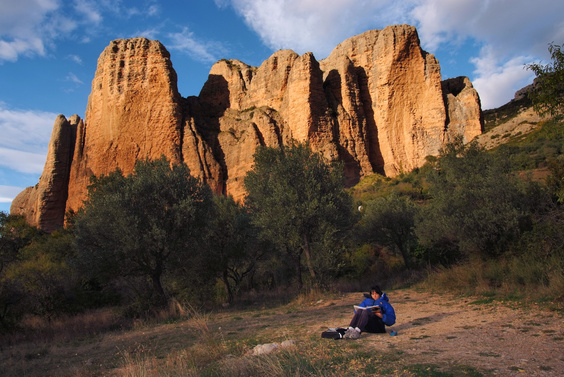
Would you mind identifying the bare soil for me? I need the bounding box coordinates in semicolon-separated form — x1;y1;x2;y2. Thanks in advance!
1;288;562;376
349;289;564;376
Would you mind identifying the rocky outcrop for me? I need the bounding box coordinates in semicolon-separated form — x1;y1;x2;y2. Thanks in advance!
442;77;483;143
65;38;185;212
320;26;449;179
10;115;79;232
11;25;483;231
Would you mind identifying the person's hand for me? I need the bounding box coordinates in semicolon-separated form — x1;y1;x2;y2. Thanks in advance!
375;311;383;319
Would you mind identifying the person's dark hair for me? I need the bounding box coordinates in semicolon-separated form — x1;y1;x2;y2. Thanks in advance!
371;285;383;295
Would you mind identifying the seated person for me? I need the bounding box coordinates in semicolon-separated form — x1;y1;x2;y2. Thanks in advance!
344;285;396;339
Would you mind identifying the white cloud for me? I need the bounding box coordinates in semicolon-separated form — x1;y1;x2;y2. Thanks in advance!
0;37;45;62
0;185;27;204
409;0;476;51
0;0;59;61
411;0;564;56
146;4;160;17
65;72;84;85
73;0;103;25
0;147;47;174
409;0;564;108
138;28;161;40
0;103;56;151
228;0;409;58
0;0;165;63
214;0;231;8
68;54;83;64
0;103;55;174
471;47;536;109
167;27;227;63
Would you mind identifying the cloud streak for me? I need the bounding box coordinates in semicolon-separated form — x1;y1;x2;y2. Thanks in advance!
0;147;47;174
0;0;165;63
0;103;56;174
0;185;26;204
167;27;227;64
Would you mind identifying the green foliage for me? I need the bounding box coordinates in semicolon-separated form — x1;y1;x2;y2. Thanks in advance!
496;118;564;171
527;42;564;119
546;158;564;203
6;231;75;319
350;168;429;204
359;192;417;268
0;213;39;273
0;213;42;330
244;142;356;289
0;216;88;329
72;157;214;308
416;138;544;260
202;195;261;303
348;244;378;276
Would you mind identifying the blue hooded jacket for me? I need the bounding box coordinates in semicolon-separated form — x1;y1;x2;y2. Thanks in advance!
356;292;396;326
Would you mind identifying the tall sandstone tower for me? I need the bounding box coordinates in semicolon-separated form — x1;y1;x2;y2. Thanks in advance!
11;25;482;232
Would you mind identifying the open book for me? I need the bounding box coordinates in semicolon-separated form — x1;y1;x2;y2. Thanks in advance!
353;305;380;312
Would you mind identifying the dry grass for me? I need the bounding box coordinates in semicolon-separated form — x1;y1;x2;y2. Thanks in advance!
421;257;564;311
1;288;562;376
1;308;127;346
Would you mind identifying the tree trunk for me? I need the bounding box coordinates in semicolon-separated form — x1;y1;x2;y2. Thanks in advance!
294;250;303;291
302;234;316;279
398;244;412;270
151;265;167;307
222;269;234;303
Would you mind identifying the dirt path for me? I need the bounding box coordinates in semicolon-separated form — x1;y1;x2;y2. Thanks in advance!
318;289;564;376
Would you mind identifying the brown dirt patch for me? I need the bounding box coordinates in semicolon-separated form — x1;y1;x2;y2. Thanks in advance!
346;289;564;376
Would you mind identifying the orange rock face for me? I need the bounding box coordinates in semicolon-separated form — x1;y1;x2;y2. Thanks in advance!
10;115;79;232
11;25;483;231
66;38;185;213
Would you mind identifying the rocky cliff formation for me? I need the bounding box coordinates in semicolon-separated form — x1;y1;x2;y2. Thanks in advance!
11;25;483;231
10;115;79;232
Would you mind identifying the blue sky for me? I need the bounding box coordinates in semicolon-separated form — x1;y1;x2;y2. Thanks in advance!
1;0;563;213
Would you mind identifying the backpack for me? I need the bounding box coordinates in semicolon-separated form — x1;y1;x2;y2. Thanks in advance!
321;327;347;340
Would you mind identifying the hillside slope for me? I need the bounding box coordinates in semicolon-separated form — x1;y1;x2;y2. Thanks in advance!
476;88;545;149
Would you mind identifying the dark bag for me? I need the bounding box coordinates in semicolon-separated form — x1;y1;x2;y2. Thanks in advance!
321;328;347;340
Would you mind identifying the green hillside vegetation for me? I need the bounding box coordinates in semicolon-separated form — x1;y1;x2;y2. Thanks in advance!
352;118;563;297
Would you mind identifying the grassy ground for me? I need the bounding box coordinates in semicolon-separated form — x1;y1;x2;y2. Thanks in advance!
1;287;562;377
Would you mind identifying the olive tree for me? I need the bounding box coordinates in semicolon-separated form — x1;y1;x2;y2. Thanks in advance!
244;142;356;289
527;42;564;119
416;139;535;260
73;157;213;306
203;195;262;303
359;192;417;269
